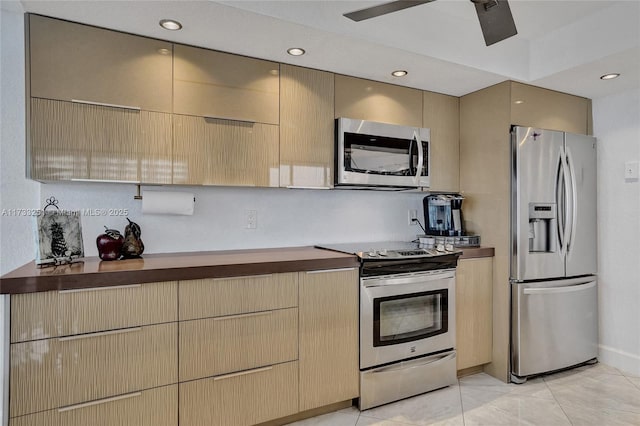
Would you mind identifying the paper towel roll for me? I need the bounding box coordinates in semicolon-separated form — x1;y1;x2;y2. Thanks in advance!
142;191;195;215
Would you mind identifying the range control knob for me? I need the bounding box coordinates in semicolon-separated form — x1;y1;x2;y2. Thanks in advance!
367;250;378;257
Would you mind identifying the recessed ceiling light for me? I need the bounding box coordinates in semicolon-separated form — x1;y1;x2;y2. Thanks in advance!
600;73;620;80
391;70;408;77
514;100;524;104
159;19;182;31
287;47;306;56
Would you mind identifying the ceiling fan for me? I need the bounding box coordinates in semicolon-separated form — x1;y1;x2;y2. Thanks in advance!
343;0;518;46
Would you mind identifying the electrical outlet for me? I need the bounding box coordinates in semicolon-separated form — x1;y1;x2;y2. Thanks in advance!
245;209;257;229
408;209;418;226
624;161;639;180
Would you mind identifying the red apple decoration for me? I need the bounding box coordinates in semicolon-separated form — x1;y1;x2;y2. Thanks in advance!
96;226;124;261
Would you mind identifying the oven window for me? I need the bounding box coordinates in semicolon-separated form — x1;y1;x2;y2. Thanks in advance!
373;289;448;347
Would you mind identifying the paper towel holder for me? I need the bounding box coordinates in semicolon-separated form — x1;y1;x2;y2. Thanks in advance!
134;185;142;200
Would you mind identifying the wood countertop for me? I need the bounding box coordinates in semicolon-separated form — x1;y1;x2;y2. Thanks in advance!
0;246;359;294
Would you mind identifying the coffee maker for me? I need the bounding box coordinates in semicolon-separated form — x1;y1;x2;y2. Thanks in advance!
423;194;465;236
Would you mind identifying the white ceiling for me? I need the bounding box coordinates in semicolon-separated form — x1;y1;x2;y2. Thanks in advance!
17;0;640;99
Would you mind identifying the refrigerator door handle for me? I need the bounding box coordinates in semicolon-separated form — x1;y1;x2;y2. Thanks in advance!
555;149;568;257
565;148;578;255
523;281;596;295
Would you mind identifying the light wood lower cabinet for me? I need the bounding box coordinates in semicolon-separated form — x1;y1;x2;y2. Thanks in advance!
456;257;493;371
298;269;359;411
172;114;279;186
178;273;298;321
11;281;177;343
9;385;177;426
9;323;178;417
179;361;298;426
179;307;298;381
30;98;172;183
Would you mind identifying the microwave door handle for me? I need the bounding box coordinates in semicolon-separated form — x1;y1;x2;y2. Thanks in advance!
408;137;416;176
414;131;423;182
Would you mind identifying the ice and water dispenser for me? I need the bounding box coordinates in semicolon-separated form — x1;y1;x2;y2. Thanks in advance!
528;203;557;252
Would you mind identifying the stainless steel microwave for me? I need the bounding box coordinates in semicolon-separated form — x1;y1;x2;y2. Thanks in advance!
335;118;430;189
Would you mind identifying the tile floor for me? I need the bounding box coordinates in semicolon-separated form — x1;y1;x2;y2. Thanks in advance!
288;363;640;426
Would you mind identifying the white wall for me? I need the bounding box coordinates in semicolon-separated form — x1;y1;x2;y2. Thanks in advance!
593;88;640;376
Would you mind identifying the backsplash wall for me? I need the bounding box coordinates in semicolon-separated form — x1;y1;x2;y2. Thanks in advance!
40;182;426;258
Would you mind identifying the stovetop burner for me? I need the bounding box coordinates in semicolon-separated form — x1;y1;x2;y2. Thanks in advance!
316;241;460;260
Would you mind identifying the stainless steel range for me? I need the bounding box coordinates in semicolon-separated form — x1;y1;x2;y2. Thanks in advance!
316;242;461;410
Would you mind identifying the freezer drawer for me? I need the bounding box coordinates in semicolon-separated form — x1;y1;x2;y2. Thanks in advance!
511;277;598;378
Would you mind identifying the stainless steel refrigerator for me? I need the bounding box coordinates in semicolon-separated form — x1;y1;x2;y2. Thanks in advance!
510;126;598;383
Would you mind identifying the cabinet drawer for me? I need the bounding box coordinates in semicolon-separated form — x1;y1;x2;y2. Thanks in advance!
11;280;177;342
180;307;298;381
29;98;173;183
9;385;177;426
179;361;298;426
178;273;297;320
10;323;177;417
172;115;279;187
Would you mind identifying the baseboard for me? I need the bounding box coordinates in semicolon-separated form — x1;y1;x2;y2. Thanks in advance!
256;400;354;426
598;344;640;376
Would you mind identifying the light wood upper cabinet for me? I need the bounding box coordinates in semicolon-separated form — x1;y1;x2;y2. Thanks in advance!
173;44;279;124
29;98;173;183
299;268;359;411
172;115;279;186
29;15;172;113
510;82;590;134
280;65;335;188
335;75;423;127
456;257;494;371
423;91;460;192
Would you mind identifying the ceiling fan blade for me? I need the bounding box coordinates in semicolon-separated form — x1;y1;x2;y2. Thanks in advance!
474;0;518;46
343;0;435;22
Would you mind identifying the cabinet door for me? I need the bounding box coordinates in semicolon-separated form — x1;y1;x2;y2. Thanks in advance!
510;82;590;134
172;115;279;186
11;281;177;343
178;273;298;321
10;323;177;417
9;385;177;426
29;15;172;113
174;44;279;124
280;65;335;188
179;362;298;426
299;268;359;411
179;307;298;381
423;91;460;192
335;75;423;127
30;98;172;183
456;257;493;371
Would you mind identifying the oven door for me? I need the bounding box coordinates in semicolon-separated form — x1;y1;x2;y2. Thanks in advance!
336;118;430;188
360;269;456;369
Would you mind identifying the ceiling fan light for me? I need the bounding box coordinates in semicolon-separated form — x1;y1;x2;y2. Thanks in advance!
391;70;408;77
287;47;306;56
600;73;620;80
159;19;182;31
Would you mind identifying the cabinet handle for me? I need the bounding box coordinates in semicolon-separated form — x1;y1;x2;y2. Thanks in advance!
58;392;142;413
59;284;141;294
71;99;141;111
203;115;255;124
213;366;272;381
286;186;331;190
213;311;273;322
212;274;272;281
306;268;357;274
58;327;142;342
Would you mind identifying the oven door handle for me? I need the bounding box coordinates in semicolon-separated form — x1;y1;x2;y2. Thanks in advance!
367;351;456;374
